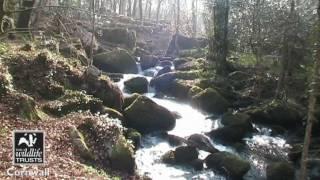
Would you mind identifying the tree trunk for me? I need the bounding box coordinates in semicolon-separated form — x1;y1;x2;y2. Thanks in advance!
299;1;320;179
0;0;4;21
276;0;296;100
209;0;230;76
132;0;137;17
17;0;35;30
113;0;117;13
127;0;132;16
138;0;142;21
156;0;163;24
192;0;197;38
148;0;152;19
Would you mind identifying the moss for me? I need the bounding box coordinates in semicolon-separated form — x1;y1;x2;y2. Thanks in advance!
188;86;203;98
125;128;141;149
179;48;207;59
110;136;136;174
43;90;103;117
69;126;94;161
16;93;44;121
123;93;140;110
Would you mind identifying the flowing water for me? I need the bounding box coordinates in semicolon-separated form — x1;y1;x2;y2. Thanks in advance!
117;66;290;180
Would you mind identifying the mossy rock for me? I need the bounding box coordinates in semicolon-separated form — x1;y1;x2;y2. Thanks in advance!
43;91;103;117
124;76;149;94
205;152;250;179
156;66;172;77
124;95;176;133
15;93;44;121
110;136;136;174
174;146;199;163
69;125;93;160
175;71;201;80
221;112;253;131
102;28;136;49
140;55;159;70
188;86;203;98
125;128;141;149
0;64;10;96
192;88;230;114
266;162;294;180
123;93;140;110
246;100;302;128
93;49;138;74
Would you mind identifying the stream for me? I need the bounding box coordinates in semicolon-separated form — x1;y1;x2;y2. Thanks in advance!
116;65;291;180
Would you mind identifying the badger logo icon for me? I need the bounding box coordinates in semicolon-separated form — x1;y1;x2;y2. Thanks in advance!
18;133;37;147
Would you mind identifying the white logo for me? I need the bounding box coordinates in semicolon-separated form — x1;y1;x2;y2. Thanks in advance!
18;133;37;147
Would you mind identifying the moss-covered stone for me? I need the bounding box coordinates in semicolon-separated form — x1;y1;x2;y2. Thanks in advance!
123;93;140;110
266;162;294;180
93;49;138;74
205;152;250;179
101;107;124;120
14;93;44;121
124;95;176;133
125;128;141;149
110;136;136;174
188;86;203;98
140;55;159;70
102;28;136;49
246;100;302;128
43;90;103;117
124;76;149;94
69;125;93;160
192;88;230;114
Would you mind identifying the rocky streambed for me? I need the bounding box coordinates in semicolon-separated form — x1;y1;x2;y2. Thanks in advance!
115;63;293;180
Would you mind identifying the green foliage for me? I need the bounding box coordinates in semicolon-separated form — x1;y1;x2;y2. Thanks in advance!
0;43;8;55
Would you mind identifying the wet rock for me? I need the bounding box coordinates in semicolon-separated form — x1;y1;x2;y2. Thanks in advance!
191;88;230;114
159;60;173;67
173;58;189;69
171;111;182;119
190;159;204;171
205;152;250;179
43;90;103;117
187;134;219;154
266;162;294;180
246;100;302;129
155;66;172;77
150;72;176;92
169;80;193;100
221;112;253;132
207;112;253;144
102;28;136;49
125;128;141;149
140;55;159;70
166;33;207;56
124;76;149;94
123;93;140;110
162;146;201;170
175;71;200;80
167;134;186;146
174;146;199;163
124;95;176;133
93;49;138;74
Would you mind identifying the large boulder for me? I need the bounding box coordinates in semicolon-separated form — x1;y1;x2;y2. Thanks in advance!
14;93;44;121
206;112;253;144
124;76;149;94
124;95;176;133
266;162;294;180
102;28;136;49
187;134;219;154
191;88;230;114
205;152;250;179
83;73;124;111
123;93;140;110
161;146;202;170
245;100;302;129
140;55;159;70
150;72;176;92
156;66;172;77
76;117;136;174
93;49;138;74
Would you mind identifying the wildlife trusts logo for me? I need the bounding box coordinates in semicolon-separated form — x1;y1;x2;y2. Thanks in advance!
13;130;45;164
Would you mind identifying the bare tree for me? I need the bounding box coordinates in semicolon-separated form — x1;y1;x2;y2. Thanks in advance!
138;0;142;20
132;0;137;17
299;2;320;179
192;0;198;38
156;0;164;24
127;0;132;16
